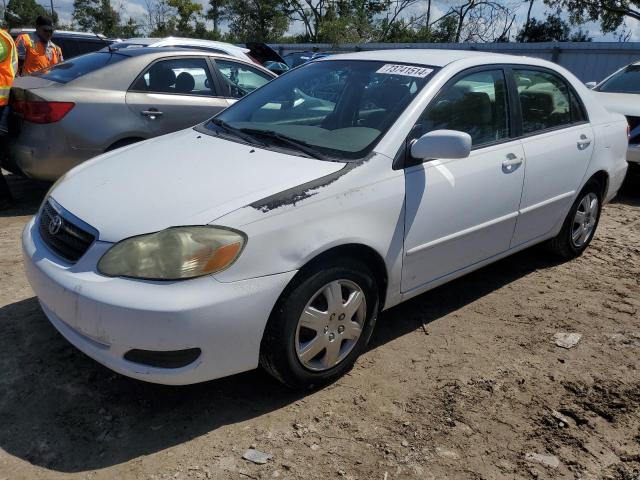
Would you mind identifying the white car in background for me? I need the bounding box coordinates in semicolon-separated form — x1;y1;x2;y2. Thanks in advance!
110;37;289;75
23;50;628;389
110;37;255;61
589;61;640;172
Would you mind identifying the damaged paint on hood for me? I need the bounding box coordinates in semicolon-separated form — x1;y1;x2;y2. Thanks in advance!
49;128;345;243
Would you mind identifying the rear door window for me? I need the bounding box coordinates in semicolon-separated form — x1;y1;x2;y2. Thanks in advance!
131;57;217;96
54;38;76;58
513;69;580;134
30;52;128;83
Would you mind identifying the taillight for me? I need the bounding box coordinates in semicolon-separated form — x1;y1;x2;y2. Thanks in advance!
628;123;631;140
13;101;75;123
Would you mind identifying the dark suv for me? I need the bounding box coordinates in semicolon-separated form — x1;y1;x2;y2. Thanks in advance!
9;28;116;62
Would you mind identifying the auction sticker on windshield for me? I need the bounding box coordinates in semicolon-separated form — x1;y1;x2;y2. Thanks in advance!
376;64;434;77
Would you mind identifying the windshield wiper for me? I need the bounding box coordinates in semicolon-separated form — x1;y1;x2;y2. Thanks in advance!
239;128;327;160
210;118;260;145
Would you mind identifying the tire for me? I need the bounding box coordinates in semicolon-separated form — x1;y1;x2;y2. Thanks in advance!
547;179;603;259
260;258;379;389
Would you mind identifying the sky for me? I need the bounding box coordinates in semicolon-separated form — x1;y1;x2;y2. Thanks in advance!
46;0;640;41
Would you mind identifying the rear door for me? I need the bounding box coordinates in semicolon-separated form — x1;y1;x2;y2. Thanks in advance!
125;56;228;136
508;67;594;247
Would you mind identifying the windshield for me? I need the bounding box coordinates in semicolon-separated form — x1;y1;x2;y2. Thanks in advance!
596;64;640;94
203;60;437;160
32;52;128;84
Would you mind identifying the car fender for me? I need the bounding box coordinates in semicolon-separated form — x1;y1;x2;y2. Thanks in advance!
212;154;407;309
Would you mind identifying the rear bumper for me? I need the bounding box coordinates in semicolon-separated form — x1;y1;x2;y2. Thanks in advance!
606;160;628;203
8;123;100;181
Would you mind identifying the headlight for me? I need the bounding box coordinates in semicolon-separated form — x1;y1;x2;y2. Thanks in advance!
97;226;246;280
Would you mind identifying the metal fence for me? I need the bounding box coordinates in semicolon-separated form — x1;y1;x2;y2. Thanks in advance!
270;42;640;82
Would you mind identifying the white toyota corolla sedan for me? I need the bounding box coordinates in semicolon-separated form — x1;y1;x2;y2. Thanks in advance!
23;50;628;389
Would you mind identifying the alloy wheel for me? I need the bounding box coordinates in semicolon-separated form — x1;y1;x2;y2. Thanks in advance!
571;192;599;248
295;279;367;372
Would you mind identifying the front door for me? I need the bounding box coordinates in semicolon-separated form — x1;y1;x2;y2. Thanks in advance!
508;67;595;247
402;68;526;293
125;56;229;136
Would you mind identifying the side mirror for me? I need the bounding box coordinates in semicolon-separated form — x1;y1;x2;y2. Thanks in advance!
585;81;597;89
411;130;472;160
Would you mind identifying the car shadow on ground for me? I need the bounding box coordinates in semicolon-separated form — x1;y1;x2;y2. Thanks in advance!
0;244;565;473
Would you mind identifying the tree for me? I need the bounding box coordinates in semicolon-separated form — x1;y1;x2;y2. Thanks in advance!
206;0;229;37
516;13;592;41
285;0;390;43
227;0;289;42
115;17;141;37
73;0;120;36
146;0;177;36
543;0;640;34
378;0;424;40
435;0;515;42
4;0;53;28
168;0;202;35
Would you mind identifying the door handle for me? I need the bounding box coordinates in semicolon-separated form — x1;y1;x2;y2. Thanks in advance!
502;153;523;173
577;134;591;150
141;109;163;119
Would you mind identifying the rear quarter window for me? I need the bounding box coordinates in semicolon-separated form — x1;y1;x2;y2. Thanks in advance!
31;52;128;84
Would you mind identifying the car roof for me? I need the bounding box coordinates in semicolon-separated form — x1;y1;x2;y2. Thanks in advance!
106;47;276;75
320;49;533;68
119;37;250;54
114;46;240;59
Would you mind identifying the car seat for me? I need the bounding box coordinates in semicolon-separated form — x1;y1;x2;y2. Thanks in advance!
175;72;195;94
519;90;554;132
149;66;177;93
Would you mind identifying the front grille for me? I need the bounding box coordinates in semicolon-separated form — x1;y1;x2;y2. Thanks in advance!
627;116;640;145
38;200;95;263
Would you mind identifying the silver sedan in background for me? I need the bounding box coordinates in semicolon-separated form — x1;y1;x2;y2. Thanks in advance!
6;47;276;180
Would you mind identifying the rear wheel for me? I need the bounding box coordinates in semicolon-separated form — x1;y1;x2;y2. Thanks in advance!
260;259;378;389
548;180;602;258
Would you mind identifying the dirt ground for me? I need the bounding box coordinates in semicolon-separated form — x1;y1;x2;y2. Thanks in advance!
0;171;639;480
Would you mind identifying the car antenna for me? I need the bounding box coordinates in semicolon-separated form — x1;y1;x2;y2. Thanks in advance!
92;30;115;52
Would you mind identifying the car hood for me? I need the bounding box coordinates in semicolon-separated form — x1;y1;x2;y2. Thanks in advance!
592;91;640;116
50;128;345;243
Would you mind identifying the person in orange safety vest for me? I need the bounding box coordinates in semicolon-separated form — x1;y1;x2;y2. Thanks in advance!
0;27;18;209
20;16;64;76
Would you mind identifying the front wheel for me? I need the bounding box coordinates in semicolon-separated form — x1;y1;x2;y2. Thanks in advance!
260;259;379;389
548;180;602;258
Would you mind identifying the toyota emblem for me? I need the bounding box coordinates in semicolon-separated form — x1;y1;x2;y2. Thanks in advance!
48;215;63;235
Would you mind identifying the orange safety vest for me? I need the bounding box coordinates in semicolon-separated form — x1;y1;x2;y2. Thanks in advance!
15;33;31;53
0;29;18;106
22;37;63;75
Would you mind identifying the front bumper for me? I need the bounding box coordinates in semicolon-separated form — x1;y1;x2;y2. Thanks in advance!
22;218;296;385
